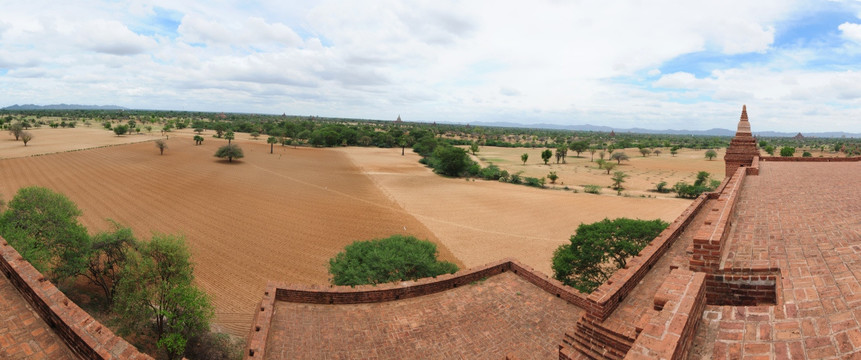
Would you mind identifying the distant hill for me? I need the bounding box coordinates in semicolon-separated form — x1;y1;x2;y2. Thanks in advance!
1;104;128;110
466;121;860;138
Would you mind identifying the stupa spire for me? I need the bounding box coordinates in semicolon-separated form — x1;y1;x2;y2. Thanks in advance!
736;104;751;135
724;105;759;177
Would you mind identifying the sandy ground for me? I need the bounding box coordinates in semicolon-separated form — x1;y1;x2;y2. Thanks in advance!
468;146;727;197
339;147;692;277
0;126;156;159
0;136;458;336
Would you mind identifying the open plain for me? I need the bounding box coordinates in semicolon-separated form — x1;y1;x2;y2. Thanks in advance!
2;129;702;335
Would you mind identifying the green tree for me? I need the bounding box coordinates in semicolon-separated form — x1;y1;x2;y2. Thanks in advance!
611;171;628;190
569;141;589;157
555;145;568;163
193;135;204;146
705;149;717;160
764;145;775;156
521;153;529;165
328;235;459;286
0;186;89;282
639;147;651;157
8;122;24;140
212;122;227;138
429;145;472;176
552;218;668;293
547;171;559;184
267;136;278;154
670;146;679;156
155;139;168;155
610;152;629;164
113;234;213;360
214;144;244;162
603;161;617;174
541;149;552;164
251;131;260;140
780;146;795;157
469;142;479;155
224;131;235;145
20;131;33;146
82;221;137;306
113;124;129;136
802;151;812;157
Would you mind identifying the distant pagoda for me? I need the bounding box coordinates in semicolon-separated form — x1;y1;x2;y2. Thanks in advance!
794;132;804;140
609;130;616;137
724;105;759;177
395;115;403;123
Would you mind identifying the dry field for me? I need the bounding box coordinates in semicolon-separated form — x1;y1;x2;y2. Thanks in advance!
0;135;457;335
469;146;727;197
339;147;691;276
0;126;157;159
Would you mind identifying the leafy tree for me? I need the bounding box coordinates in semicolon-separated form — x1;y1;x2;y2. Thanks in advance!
639;147;651;157
598;151;606;160
0;186;89;282
611;171;628;190
603;161;617;174
670;146;679;156
653;149;662;156
541;149;552;164
655;181;670;193
469;142;479;155
429;145;472;176
802;151;812;157
552;218;668;293
780;146;795;157
113;234;213;360
113;124;129;136
412;135;439;158
127;119;136;130
555;145;568;163
8;122;23;140
20;131;33;146
569;141;589;157
212;122;227;138
588;146;598;162
547;171;558;184
610;152;629;164
224;131;235;145
155;139;168;155
82;221;137;306
215;144;244;162
705;149;717;160
328;235;458;286
251;131;260;140
267;136;278;154
193;135;204;146
672;171;720;199
764;145;775;156
521;153;529;164
194;127;204;135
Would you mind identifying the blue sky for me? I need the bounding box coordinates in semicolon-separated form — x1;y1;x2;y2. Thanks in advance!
1;0;861;132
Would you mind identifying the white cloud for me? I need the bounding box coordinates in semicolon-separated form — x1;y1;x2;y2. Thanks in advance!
75;20;157;55
178;15;302;48
839;22;861;43
654;72;700;89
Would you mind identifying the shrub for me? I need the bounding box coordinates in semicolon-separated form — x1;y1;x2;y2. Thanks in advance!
802;151;812;157
547;171;558;184
509;172;523;184
553;218;668;293
523;177;545;188
655;181;670;193
780;146;795;157
583;185;601;194
428;145;472;176
328;235;459;286
479;164;506;180
214;144;244;162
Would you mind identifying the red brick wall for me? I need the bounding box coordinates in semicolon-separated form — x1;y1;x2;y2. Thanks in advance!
0;238;153;360
704;272;778;306
689;167;747;274
760;156;860;162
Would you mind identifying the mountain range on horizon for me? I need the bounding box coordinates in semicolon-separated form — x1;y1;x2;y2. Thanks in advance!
2;104;858;138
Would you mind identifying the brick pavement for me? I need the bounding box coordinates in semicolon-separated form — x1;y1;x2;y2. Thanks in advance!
0;274;75;359
265;271;584;359
691;161;861;359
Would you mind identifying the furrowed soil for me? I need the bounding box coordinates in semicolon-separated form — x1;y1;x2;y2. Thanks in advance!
0;126;157;159
0;136;458;336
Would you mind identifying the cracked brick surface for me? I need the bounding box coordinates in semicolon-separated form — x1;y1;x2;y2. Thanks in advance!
691;161;861;359
264;271;584;359
0;275;75;360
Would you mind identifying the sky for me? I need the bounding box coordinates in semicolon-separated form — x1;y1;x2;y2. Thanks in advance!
2;1;861;133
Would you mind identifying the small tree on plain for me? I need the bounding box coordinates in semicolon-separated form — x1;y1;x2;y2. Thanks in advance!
639;147;651;157
9;122;23;140
267;136;278;154
155;139;167;155
469;142;479;155
611;171;628;190
610;152;629;164
113;124;129;136
82;221;137;306
215;144;244;162
705;149;717;160
20;131;33;146
193;135;204;146
521;153;529;165
764;145;775;156
224;131;234;145
548;171;559;184
780;147;795;157
670;146;679;156
541;149;552;165
251;131;260;140
603;161;617;174
653;149;662;156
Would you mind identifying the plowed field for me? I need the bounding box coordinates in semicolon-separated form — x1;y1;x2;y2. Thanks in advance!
0;138;457;335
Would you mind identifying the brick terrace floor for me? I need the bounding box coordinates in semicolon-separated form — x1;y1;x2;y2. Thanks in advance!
606;199;713;327
0;275;75;359
691;161;861;359
265;271;585;359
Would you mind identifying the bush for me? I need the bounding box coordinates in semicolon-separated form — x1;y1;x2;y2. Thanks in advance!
583;185;601;194
479;164;506;180
509;172;523;184
673;171;720;199
328;235;459;286
547;171;558;184
780;146;795;157
214;144;244;162
523;177;545;188
427;145;473;176
655;181;670;193
802;151;812;157
553;218;668;293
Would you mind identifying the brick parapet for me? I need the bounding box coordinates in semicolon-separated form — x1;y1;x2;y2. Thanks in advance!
585;194;708;321
246;258;593;360
624;269;706;360
0;237;153;360
760;156;861;162
689;167;746;274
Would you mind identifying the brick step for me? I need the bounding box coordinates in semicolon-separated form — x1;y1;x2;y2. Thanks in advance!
562;317;636;360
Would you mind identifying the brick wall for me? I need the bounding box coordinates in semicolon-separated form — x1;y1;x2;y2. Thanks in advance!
625;269;706;360
704;271;778;306
760;156;860;162
689;167;747;274
0;238;153;360
586;194;709;321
